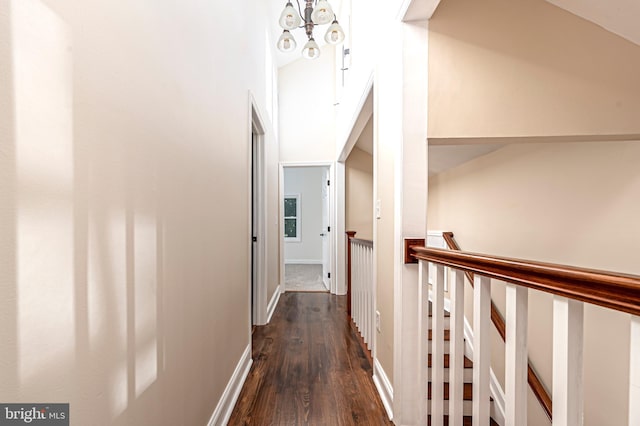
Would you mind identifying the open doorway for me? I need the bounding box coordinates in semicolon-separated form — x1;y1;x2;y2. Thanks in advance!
281;164;334;293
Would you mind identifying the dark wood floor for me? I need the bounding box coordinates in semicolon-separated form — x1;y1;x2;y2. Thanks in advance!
228;292;394;425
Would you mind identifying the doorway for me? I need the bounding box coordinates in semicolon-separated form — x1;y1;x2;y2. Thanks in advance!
281;164;335;293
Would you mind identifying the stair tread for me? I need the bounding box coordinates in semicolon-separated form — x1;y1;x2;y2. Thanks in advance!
428;353;473;369
428;329;451;340
428;383;494;402
427;415;500;426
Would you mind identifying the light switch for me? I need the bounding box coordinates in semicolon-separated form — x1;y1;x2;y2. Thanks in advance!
375;199;381;219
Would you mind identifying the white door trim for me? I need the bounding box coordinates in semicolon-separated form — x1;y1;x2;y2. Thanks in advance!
279;161;339;294
248;92;268;326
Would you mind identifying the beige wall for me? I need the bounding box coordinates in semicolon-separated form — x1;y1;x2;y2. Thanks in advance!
428;0;640;140
0;0;278;424
428;141;640;426
345;147;373;241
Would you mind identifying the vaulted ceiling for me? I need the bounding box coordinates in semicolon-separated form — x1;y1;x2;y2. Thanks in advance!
546;0;640;46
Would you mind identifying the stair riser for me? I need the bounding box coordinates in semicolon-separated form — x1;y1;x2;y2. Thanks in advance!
427;400;473;416
428;367;473;383
427;400;500;422
428;340;450;353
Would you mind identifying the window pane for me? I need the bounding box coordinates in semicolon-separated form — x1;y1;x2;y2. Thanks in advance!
284;198;297;217
284;218;297;238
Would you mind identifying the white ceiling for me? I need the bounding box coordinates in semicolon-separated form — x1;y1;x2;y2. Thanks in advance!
354;115;374;156
546;0;640;46
428;144;504;176
402;0;442;22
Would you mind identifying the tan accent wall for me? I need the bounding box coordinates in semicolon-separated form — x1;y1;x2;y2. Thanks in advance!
0;0;278;424
428;141;640;426
345;147;374;241
428;0;640;139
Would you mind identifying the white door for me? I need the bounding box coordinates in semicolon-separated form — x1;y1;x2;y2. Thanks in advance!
321;168;331;290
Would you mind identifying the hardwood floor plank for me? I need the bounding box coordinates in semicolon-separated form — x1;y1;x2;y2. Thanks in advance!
228;293;393;425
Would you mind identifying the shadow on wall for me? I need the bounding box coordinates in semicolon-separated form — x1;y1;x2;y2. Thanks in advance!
0;0;18;401
0;0;168;423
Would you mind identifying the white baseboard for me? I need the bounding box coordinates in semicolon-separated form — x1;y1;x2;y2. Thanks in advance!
373;358;394;421
284;259;322;265
266;285;281;323
207;344;253;426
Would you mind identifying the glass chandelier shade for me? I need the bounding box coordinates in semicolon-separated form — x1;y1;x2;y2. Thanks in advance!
276;0;344;59
277;30;297;52
279;2;301;30
324;20;345;45
302;38;320;60
311;0;334;25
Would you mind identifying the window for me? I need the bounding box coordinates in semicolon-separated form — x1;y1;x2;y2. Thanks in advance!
284;194;300;241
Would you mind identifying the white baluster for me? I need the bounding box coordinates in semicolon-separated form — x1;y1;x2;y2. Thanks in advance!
473;275;491;425
431;263;446;426
359;244;364;335
353;242;358;329
368;245;374;349
365;245;370;346
369;246;373;347
350;241;354;324
505;284;528;426
356;245;362;330
449;269;465;426
629;315;640;425
553;297;584;426
356;243;360;330
418;258;429;426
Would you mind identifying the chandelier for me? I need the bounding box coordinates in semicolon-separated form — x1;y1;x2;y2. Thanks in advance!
276;0;345;59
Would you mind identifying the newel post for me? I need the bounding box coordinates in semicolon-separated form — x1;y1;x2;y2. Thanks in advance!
346;231;356;316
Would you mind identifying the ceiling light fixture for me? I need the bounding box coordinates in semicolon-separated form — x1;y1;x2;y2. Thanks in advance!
277;0;345;60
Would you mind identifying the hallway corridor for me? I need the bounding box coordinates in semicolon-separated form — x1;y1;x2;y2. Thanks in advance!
228;293;393;425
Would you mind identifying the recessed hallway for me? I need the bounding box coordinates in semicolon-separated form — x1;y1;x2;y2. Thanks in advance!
284;264;329;292
228;293;392;425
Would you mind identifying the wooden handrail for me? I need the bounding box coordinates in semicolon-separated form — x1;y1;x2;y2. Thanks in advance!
441;232;552;421
351;238;373;248
409;246;640;317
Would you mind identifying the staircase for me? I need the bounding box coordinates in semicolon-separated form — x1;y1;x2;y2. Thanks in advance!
428;302;500;426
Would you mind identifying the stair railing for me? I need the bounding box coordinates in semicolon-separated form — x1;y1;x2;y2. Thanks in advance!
441;232;552;422
406;239;640;426
347;231;374;350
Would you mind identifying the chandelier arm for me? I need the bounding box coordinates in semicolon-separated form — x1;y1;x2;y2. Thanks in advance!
295;0;304;21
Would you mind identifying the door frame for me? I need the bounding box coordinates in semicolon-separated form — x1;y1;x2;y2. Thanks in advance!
248;92;267;326
279;161;338;294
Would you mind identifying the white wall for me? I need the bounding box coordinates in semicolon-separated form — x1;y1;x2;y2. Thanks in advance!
333;1;430;423
284;167;325;263
278;46;337;163
0;0;279;424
